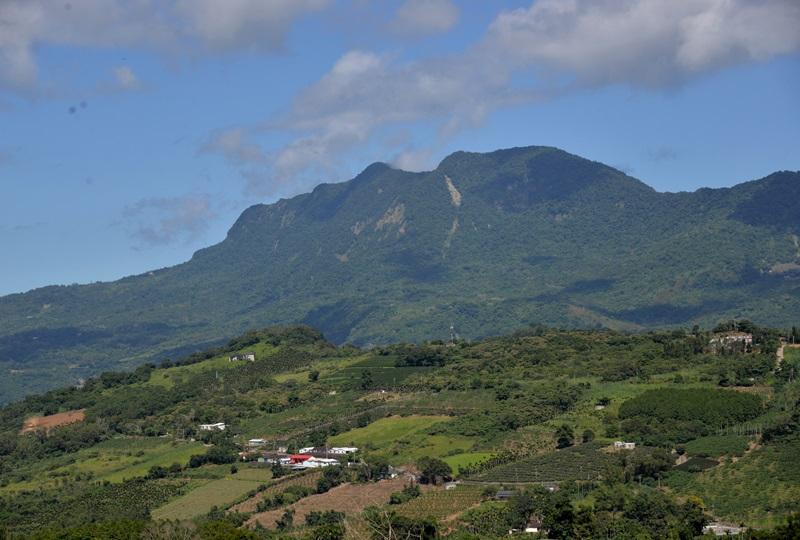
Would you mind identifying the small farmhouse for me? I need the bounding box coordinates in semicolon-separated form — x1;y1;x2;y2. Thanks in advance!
247;438;267;447
524;518;544;534
199;422;226;431
229;352;256;362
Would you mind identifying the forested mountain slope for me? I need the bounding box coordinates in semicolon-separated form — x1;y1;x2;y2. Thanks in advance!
1;146;798;401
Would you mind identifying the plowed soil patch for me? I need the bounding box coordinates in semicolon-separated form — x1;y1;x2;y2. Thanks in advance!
21;409;86;433
247;476;426;528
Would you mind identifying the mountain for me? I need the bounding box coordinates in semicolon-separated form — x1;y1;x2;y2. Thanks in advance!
1;145;799;402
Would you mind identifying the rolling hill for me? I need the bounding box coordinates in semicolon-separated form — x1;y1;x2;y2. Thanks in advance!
1;145;798;402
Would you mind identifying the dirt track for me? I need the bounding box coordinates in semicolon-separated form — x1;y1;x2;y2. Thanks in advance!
21;409;86;433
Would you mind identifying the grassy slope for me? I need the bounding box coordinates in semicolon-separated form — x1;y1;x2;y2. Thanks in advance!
152;475;267;520
328;415;474;465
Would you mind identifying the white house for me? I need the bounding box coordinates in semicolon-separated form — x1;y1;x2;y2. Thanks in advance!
703;523;746;536
248;438;267;447
524;518;544;534
291;457;340;470
229;352;256;362
329;447;358;455
613;441;636;450
298;446;315;454
199;422;226;431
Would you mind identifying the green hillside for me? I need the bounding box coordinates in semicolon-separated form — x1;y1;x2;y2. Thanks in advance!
1;146;799;401
1;324;798;538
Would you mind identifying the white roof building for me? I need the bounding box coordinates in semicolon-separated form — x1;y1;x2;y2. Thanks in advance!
329;447;358;454
199;422;226;431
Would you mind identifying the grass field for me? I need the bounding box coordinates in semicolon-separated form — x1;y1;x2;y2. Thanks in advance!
152;476;266;520
145;343;278;388
273;355;368;384
328;415;474;465
0;437;205;493
443;452;495;473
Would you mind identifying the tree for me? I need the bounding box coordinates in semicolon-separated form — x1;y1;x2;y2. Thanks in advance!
555;424;575;449
417;457;452;485
309;370;320;382
360;370;374;390
363;507;437;540
271;461;287;478
276;508;295;531
317;466;345;493
582;429;595;443
507;490;535;529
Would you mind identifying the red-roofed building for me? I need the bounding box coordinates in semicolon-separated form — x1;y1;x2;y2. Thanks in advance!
289;454;312;463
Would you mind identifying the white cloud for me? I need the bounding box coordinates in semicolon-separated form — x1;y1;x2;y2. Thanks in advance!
173;0;327;53
201;128;267;166
484;0;800;87
0;0;328;93
113;65;139;90
123;194;217;246
228;0;799;195
391;0;459;37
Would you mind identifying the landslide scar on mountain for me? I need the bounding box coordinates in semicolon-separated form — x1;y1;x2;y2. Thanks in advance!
443;217;459;255
445;175;462;207
375;202;405;231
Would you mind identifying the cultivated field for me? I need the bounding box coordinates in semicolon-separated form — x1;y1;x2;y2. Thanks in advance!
152;476;265;520
21;409;85;433
468;442;617;484
247;476;418;528
328;415;473;464
394;485;484;521
229;470;322;513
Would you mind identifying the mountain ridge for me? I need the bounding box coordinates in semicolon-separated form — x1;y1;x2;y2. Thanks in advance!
1;145;798;402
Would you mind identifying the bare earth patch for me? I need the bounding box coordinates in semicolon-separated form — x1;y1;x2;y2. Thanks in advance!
21;409;86;434
246;476;427;529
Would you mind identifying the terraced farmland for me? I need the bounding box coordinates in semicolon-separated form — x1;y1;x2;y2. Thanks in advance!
229;470;323;513
152;477;265;520
394;485;485;521
468;443;618;483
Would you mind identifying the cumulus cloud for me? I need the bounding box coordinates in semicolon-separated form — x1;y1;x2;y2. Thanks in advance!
484;0;800;88
391;0;459;37
0;0;328;93
123;194;217;247
217;0;799;195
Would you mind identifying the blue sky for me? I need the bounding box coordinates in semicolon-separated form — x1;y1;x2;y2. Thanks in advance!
1;0;798;296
